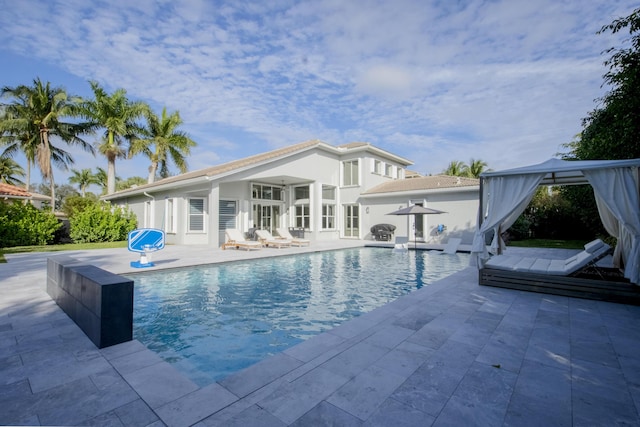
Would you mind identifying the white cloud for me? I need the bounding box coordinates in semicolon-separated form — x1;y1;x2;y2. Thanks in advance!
0;0;637;185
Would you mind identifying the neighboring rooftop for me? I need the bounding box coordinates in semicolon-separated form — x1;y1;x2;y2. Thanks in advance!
363;175;479;195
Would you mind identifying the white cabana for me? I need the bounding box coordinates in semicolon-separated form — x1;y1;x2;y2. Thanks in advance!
471;158;640;285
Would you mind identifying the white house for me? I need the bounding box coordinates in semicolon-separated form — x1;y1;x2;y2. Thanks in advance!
102;140;479;247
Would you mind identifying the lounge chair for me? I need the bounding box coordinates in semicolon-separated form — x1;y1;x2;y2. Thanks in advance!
223;229;262;251
393;236;408;252
440;237;462;254
275;228;310;246
255;229;292;248
484;239;611;276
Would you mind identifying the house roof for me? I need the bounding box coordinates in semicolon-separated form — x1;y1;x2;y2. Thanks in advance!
0;183;32;198
103;139;414;199
362;175;479;195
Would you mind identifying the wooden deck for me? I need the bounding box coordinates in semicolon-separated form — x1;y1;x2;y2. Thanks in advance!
479;267;640;305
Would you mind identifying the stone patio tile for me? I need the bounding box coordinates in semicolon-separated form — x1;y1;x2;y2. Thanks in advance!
571;338;619;367
109;346;165;375
321;341;389;379
364;397;434;426
434;394;506;427
373;345;431;378
283;330;346;363
405;311;469;350
391;304;439;331
219;352;303;398
504;390;571;427
259;366;349;424
123;360;199;409
155;382;239;427
101;340;149;361
363;324;415;350
28;351;114;393
513;359;570;406
113;398;161;427
475;335;526;374
572;389;640;426
446;361;516;418
524;327;571;369
571;358;635;405
326;365;406;421
388;369;452;416
37;374;139;426
206;404;286;427
290;401;363;427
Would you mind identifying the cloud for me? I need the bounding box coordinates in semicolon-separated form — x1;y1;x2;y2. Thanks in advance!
0;0;637;184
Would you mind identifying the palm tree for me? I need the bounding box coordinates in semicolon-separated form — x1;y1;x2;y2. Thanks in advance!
0;79;94;210
68;168;100;197
442;160;468;177
94;166;121;195
129;107;197;183
78;81;147;194
0;155;25;186
466;158;490;178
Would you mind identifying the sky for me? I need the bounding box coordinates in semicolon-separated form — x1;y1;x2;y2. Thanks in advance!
0;0;637;193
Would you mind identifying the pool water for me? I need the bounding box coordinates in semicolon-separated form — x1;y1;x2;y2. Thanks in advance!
128;248;469;386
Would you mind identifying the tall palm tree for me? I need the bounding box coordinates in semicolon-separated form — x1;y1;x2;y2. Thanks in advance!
1;79;94;210
94;166;121;195
1;88;40;191
442;160;468;177
129;107;197;183
78;81;147;194
68;168;100;197
0;155;25;186
466;158;490;178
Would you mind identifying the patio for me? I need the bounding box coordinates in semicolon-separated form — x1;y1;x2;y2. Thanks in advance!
1;243;640;426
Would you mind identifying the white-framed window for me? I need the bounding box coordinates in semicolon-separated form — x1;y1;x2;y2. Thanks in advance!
385;163;393;177
396;168;403;179
188;198;206;232
373;159;382;174
342;160;359;186
343;204;359;237
219;200;237;231
165;198;177;233
294;185;310;229
251;183;283;201
322;184;336;229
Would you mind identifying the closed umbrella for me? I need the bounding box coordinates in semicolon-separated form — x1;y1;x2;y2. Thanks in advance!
387;205;446;249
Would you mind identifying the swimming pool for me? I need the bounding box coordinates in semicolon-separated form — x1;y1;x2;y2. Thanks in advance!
128;248;469;386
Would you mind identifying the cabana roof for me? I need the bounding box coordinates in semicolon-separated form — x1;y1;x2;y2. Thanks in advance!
480;158;640;186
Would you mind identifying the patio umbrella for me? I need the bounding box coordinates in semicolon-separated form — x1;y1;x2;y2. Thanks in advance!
387;205;446;249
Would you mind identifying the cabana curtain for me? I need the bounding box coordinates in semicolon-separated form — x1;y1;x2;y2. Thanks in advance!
471;158;640;285
583;167;640;285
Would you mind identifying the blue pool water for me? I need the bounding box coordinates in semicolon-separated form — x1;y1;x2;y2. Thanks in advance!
127;248;469;386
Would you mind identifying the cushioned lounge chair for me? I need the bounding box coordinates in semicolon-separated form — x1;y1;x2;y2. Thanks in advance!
484;239;611;276
275;228;310;246
223;229;262;250
440;237;462;254
255;229;292;248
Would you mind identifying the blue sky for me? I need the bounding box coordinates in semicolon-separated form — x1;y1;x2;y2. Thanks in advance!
0;0;637;191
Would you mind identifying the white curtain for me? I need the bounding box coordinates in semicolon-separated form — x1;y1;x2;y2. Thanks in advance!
471;173;545;267
584;167;640;285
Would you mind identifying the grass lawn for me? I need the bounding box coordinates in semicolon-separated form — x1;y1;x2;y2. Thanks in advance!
0;241;128;263
507;239;589;250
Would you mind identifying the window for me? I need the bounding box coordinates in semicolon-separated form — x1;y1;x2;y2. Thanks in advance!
219;200;236;231
295;205;310;229
322;204;335;229
165;198;177;233
252;183;283;201
343;204;359;237
294;185;310;229
373;160;382;174
385;163;393;177
188;198;205;232
322;184;336;230
396;168;403;179
343;160;359;186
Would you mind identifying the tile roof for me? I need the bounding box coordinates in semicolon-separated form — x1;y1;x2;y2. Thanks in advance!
362;175;479;195
0;183;32;198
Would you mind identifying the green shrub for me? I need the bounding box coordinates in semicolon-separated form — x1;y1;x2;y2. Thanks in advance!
69;202;137;243
0;202;61;247
61;194;99;217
